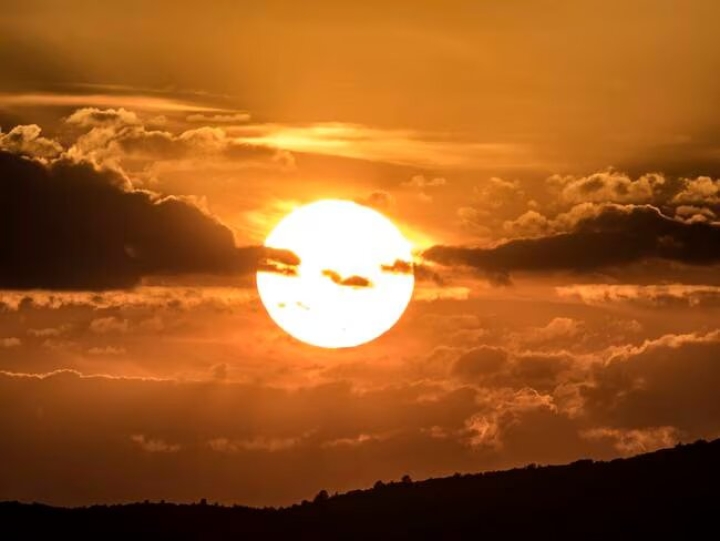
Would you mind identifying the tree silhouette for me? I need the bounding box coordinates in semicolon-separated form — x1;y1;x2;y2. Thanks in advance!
313;490;329;503
1;438;718;540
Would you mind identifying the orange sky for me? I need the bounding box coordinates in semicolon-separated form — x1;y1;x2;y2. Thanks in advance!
1;0;720;506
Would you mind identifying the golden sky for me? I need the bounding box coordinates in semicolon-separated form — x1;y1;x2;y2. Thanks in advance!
2;0;720;506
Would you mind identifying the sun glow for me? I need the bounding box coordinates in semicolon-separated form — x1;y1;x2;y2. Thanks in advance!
256;200;415;348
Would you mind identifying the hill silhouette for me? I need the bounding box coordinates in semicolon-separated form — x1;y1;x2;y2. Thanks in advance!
2;439;718;540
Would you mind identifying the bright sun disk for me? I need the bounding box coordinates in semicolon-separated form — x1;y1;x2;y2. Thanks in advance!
256;199;415;348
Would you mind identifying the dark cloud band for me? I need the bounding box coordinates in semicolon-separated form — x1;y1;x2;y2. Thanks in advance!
0;151;296;290
425;204;720;278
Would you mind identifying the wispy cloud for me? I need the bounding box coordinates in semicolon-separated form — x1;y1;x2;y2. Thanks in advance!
230;123;537;169
0;92;223;113
556;284;720;307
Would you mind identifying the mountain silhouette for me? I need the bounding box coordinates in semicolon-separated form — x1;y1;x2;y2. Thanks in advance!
2;438;718;540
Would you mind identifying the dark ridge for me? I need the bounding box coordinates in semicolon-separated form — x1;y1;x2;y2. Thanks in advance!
2;438;719;540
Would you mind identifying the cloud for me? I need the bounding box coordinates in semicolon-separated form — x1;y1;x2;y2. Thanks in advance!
28;326;69;338
402;175;446;188
65;107;142;128
380;259;413;274
186;112;251;124
556;284;720;307
548;170;666;204
208;435;305;453
413;285;470;302
425;204;720;276
0;125;63;159
461;171;720;243
519;318;583;346
582;330;720;434
0;346;712;507
455;177;531;237
451;346;507;379
0;150;297;289
87;346;126;356
502;201;657;240
356;191;394;210
89;317;129;334
321;432;392;448
674;205;716;223
257;253;300;277
502;209;554;239
446;343;577;393
462;388;557;450
672;176;720;205
0;92;221;113
63;117;294;173
0;287;258;312
400;175;438;203
580;426;680;456
508;352;575;392
230;122;533;169
475;177;526;209
130;434;181;453
321;269;373;288
0;370;483;505
0;338;21;348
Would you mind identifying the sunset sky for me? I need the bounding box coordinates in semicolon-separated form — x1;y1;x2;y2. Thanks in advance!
2;0;720;506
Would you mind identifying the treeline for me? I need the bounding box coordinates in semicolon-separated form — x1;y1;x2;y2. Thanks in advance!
2;439;718;540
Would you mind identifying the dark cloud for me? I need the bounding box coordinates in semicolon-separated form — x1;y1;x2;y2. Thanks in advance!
507;352;574;392
583;331;720;435
413;263;445;285
451;346;507;379
425;204;720;276
0;151;296;289
380;259;413;274
0;287;256;313
258;249;301;276
321;269;372;288
448;343;575;393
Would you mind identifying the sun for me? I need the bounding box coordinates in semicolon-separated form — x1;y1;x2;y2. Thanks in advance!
256;199;415;348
